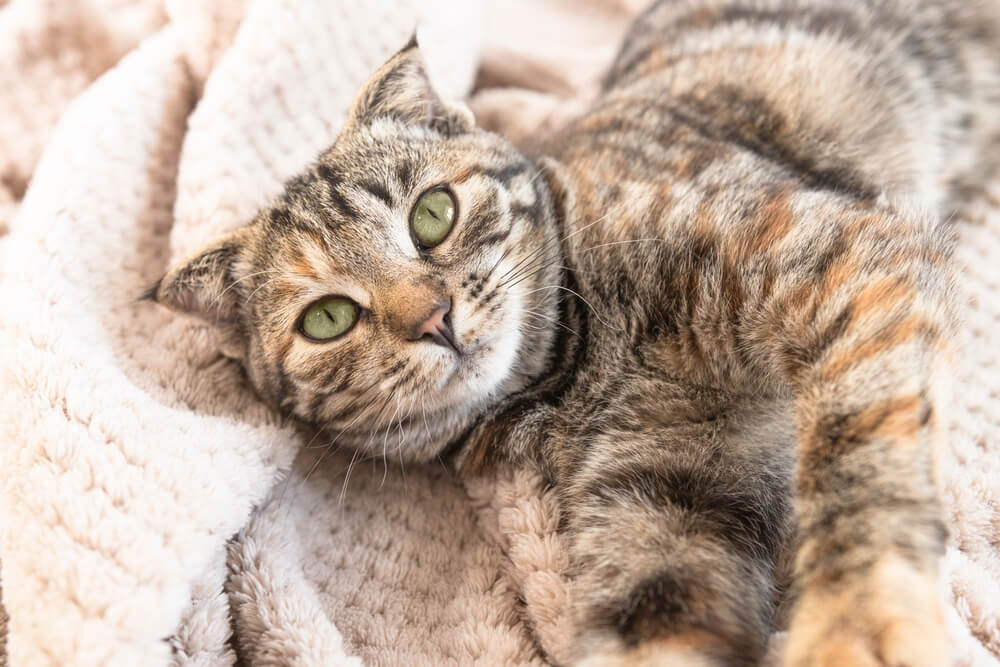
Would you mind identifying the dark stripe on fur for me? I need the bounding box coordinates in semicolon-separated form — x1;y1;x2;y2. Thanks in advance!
316;164;360;219
359;180;395;209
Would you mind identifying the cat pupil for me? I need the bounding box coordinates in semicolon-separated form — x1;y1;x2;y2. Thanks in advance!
300;297;357;341
411;188;455;248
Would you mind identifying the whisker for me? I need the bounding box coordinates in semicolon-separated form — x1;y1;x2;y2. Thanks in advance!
483;236;518;282
498;250;559;287
557;209;614;244
274;396;377;521
492;207;602;286
420;395;432;449
246;274;284;303
306;376;386;434
339;398;398;507
524;284;620;330
209;269;281;311
296;405;373;507
522;308;583;339
493;235;557;282
577;238;670;253
500;254;570;289
502;255;579;291
398;394;416;493
494;209;614;290
380;397;403;489
337;446;365;508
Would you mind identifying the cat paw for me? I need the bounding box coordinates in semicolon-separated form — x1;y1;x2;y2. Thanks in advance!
783;553;949;667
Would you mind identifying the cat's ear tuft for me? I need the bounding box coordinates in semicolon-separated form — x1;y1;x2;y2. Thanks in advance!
148;229;250;325
347;38;474;135
401;30;419;52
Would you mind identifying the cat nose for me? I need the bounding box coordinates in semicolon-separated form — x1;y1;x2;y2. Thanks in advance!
409;300;460;353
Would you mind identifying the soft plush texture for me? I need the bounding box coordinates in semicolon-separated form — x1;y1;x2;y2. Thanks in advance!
0;1;997;665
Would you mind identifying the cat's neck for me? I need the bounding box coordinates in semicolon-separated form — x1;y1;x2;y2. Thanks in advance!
440;159;587;473
445;259;589;475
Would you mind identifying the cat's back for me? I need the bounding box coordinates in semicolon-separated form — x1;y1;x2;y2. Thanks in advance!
551;0;1000;213
536;0;999;391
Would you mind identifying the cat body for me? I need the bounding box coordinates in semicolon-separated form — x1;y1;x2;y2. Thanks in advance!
458;2;1000;662
152;1;1000;664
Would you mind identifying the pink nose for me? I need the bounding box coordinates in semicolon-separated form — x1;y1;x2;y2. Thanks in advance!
410;301;459;352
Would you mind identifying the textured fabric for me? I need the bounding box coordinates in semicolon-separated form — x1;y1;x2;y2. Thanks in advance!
0;0;166;232
0;1;998;665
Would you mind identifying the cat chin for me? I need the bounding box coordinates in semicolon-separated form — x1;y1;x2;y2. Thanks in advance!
426;325;522;412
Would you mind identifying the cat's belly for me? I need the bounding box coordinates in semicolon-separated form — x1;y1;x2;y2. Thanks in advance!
549;367;797;555
550;342;797;477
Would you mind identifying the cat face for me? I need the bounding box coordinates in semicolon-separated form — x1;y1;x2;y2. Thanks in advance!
152;42;563;461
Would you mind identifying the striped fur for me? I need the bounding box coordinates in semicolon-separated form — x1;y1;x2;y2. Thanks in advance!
152;2;1000;665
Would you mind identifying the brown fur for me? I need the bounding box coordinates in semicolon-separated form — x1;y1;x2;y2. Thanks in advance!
150;1;1000;664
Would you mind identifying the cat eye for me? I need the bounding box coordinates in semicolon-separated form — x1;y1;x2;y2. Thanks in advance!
410;187;456;249
298;296;359;341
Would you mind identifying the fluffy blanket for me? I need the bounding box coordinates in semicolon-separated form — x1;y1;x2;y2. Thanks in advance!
1;1;998;665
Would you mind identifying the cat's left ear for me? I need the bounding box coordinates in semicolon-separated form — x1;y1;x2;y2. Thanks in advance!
144;227;252;327
346;35;475;135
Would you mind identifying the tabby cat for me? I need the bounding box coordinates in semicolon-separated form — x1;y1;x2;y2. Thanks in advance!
149;0;1000;664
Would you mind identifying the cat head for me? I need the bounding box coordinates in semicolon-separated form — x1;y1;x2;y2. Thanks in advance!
150;40;564;461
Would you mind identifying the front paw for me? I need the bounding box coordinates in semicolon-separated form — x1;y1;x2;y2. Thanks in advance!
783;553;949;667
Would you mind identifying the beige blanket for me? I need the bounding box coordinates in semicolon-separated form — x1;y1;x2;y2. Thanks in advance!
1;1;998;665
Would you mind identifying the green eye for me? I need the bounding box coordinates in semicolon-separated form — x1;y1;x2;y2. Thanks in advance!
299;296;359;341
410;188;456;248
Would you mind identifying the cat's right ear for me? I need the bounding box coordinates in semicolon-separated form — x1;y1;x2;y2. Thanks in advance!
144;228;251;326
345;35;475;135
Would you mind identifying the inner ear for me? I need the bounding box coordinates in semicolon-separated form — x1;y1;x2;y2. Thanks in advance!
148;228;251;325
346;39;475;135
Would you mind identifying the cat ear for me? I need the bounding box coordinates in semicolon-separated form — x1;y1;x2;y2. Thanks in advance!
346;36;475;135
145;229;250;326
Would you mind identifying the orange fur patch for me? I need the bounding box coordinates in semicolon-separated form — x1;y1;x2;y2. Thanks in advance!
746;188;796;255
823;314;929;379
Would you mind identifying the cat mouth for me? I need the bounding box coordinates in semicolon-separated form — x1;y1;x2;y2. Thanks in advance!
438;328;462;355
438;339;489;386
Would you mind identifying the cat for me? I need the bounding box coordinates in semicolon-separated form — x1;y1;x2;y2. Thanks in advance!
148;0;1000;664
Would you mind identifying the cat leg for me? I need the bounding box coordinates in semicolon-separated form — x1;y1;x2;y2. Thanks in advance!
745;208;953;667
558;418;791;667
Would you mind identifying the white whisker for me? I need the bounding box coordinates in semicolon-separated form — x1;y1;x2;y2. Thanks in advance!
209;269;281;311
523;284;620;330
